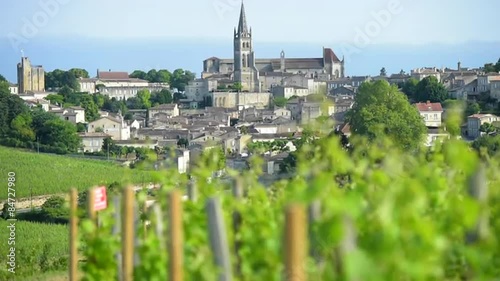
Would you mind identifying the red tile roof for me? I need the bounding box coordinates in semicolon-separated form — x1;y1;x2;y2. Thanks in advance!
415;101;443;112
323;48;341;63
97;71;130;80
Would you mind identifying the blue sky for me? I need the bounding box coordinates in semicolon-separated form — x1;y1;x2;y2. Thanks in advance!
1;0;499;44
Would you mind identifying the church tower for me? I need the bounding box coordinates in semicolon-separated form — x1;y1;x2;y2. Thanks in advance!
233;1;260;92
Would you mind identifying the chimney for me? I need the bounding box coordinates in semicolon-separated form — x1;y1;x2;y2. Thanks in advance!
458;61;461;71
426;100;431;104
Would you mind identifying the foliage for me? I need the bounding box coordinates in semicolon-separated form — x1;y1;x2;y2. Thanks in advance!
0;146;154;199
347;80;427;151
40;196;69;224
401;78;419;100
177;138;189;148
0;74;6;82
472;135;500;157
483;58;500;73
150;89;173;105
380;67;387;76
247;140;291;154
273;97;288;107
45;69;80;91
137;89;152;109
479;122;497;134
171;69;196;92
0;221;69;279
306;93;326;102
233;82;243;92
414;76;449;102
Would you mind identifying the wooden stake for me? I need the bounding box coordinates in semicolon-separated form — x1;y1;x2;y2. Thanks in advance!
122;186;135;281
232;178;243;277
168;190;184;281
187;179;198;202
285;204;307;281
69;188;78;281
113;196;123;281
206;197;232;281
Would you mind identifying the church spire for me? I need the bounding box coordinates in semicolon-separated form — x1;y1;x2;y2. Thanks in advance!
237;1;248;35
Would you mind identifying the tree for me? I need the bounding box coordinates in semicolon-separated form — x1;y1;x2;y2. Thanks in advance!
40;196;69;223
102;137;116;154
380;67;387;76
401;78;419;100
479;123;497;134
472;135;500;156
274;97;288;107
0;74;6;82
171;69;195;91
346;80;427;151
177;138;189;148
76;123;86;132
130;70;148;80
414;76;448;102
173;92;186;102
38;118;81;153
483;63;496;73
233;82;243;92
68;68;89;79
10;113;35;142
137;89;152;109
80;95;100;122
151;89;172;105
465;101;481;116
45;94;65;105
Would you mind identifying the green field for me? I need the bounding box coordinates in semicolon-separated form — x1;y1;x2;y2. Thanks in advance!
0;146;154;200
0;220;69;280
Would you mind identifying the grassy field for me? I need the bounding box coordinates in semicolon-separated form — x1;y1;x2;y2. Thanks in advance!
0;221;69;280
0;146;155;200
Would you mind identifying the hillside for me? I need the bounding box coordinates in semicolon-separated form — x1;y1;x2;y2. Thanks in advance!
0;146;154;200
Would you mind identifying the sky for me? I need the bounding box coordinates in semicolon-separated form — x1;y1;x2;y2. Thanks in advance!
1;0;498;44
0;0;499;82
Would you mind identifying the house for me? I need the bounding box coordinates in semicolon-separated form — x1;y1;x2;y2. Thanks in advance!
115;139;158;149
329;86;355;97
411;67;441;81
448;79;478;100
87;114;130;140
262;108;292;120
415;101;443;127
300;102;335;124
184;79;218;102
9;83;18;95
79;132;110;153
50;106;86;124
24;99;50;111
477;73;500;93
271;85;309;99
387;74;410;85
149;104;179;120
333;98;354;113
489;78;500;100
425;128;450;147
467;114;500;139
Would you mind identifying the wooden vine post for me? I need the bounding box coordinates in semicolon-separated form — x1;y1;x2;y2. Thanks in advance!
122;186;135;281
69;188;78;281
284;204;307;281
206;197;233;281
168;189;184;281
232;178;244;277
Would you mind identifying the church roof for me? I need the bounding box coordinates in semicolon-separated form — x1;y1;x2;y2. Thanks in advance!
97;71;130;80
323;48;341;63
271;58;324;70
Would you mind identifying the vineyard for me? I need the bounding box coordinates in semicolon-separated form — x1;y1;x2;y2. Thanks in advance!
69;135;500;281
0;221;69;279
0;146;155;199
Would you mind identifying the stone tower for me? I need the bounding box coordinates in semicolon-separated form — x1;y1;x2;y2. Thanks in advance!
233;1;260;92
17;57;45;94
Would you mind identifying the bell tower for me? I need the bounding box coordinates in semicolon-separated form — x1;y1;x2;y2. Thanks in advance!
233;1;260;92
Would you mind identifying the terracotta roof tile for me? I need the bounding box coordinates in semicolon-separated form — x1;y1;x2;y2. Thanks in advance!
415;101;443;112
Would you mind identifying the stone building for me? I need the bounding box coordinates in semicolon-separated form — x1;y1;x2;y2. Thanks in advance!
202;2;345;88
17;57;45;94
212;91;270;109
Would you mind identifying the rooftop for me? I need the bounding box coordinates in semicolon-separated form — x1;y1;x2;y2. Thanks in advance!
415;101;443;112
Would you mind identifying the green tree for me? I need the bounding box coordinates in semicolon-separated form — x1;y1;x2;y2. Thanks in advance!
68;68;89;79
347;80;427;151
38;118;81;153
380;67;387;76
479;123;497;134
80;95;100;121
76;123;86;133
0;74;6;82
40;196;68;223
151;89;172;105
93;93;105;108
10;113;35;142
137;89;152;109
472;135;500;156
102;137;116;154
171;69;195;91
274;97;287;107
414;76;448;102
130;70;148;80
465;101;481;116
401;78;419;100
45;94;65;105
233;82;243;92
177;138;189;148
483;63;496;73
0;86;29;136
156;69;171;83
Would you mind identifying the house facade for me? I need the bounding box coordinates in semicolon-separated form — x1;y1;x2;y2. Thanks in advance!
79;132;109;153
467;114;500;139
415;101;443;127
87;115;130;140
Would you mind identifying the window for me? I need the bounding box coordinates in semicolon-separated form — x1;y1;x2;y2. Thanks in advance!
434;114;438;120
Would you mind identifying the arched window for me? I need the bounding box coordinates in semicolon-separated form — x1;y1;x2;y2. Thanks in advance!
242;55;246;68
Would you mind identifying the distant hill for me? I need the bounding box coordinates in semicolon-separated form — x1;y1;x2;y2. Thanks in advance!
0;146;154;199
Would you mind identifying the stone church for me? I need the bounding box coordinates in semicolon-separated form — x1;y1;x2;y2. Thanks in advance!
202;2;345;91
17;57;45;94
